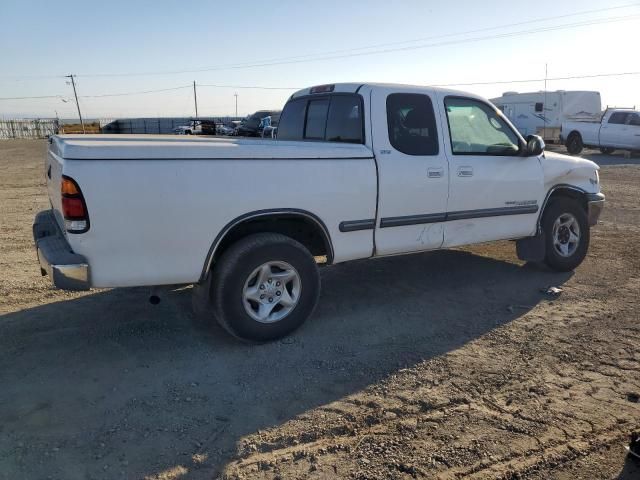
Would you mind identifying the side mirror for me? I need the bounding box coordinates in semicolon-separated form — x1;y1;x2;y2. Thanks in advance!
525;134;545;156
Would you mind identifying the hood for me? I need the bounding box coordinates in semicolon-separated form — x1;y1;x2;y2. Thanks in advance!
541;150;600;193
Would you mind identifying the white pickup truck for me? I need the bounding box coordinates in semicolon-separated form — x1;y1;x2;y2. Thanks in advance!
562;108;640;155
34;83;605;341
173;120;203;135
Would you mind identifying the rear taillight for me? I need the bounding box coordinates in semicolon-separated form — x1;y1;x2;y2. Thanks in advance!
61;175;89;233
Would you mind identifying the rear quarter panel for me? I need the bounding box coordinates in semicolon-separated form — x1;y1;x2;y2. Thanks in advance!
63;157;377;288
563;121;600;145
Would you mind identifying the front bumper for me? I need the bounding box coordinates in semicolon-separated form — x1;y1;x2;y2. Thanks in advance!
33;210;90;291
586;192;605;226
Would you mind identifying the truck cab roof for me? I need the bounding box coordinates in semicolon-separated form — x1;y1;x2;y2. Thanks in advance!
290;82;485;103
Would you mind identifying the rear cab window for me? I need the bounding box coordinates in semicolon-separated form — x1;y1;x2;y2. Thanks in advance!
608;112;629;124
278;94;364;143
386;93;439;155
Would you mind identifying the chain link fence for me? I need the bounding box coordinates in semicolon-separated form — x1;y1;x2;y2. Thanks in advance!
0;119;59;139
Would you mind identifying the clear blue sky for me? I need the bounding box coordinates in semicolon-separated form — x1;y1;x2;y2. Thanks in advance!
1;0;639;119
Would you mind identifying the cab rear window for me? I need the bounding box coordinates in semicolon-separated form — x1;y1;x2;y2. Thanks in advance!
278;94;364;143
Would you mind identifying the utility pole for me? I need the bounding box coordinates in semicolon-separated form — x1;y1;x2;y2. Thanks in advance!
234;93;238;117
66;74;85;134
543;63;548;142
193;81;198;118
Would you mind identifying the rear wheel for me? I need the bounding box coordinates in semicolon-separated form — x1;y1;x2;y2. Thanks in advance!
210;233;320;342
541;198;589;271
566;133;583;155
599;147;615;154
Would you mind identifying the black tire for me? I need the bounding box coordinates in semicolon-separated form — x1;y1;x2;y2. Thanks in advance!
566;133;583;155
541;198;590;272
210;233;320;342
186;130;192;135
599;147;615;154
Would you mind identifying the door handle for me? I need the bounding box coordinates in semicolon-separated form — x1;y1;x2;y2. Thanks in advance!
457;166;473;177
427;167;444;178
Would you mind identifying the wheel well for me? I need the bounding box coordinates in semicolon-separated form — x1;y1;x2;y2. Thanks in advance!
537;187;588;233
545;187;588;213
567;130;581;141
207;213;333;275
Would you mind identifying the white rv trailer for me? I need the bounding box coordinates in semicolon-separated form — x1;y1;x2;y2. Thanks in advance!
490;90;601;143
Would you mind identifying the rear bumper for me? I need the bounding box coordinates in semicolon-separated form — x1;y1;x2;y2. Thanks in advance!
33;210;90;291
586;192;605;226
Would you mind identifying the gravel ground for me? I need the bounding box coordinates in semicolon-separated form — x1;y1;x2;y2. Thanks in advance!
0;139;639;480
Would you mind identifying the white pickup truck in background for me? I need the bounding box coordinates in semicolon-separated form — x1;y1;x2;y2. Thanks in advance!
562;108;640;154
34;83;605;341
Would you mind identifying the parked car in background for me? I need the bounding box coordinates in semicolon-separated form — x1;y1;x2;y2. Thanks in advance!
34;83;604;342
491;90;601;143
200;120;219;136
217;124;236;136
173;120;203;135
236;110;281;137
561;108;640;154
230;120;242;135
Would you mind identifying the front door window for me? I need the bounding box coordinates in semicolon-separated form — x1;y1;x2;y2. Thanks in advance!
445;97;520;155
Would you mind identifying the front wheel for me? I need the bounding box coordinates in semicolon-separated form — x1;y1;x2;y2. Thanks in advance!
210;233;320;342
541;198;590;271
599;147;615;154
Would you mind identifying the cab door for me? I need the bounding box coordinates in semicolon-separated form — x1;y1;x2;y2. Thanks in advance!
370;87;449;255
600;112;629;148
435;94;544;247
627;113;640;149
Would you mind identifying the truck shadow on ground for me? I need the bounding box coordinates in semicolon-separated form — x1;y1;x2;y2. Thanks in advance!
0;249;572;479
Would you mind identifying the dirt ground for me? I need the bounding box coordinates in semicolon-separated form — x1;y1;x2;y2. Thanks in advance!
0;139;639;480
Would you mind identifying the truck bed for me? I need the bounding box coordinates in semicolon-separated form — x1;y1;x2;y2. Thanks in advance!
46;134;378;288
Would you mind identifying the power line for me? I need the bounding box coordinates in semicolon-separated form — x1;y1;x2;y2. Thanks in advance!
80;85;192;98
70;10;640;77
1;70;639;102
0;85;192;101
431;71;640;87
0;84;297;101
1;3;638;81
0;94;65;100
190;2;640;69
198;84;301;90
208;14;640;72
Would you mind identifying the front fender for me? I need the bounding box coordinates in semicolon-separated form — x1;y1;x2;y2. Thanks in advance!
542;151;600;195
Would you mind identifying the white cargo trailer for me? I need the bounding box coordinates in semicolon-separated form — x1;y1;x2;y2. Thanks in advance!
490;90;601;143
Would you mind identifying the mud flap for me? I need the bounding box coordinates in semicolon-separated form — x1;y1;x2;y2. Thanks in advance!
516;233;545;262
191;270;214;316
